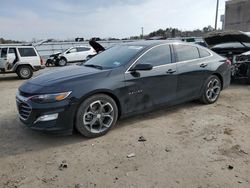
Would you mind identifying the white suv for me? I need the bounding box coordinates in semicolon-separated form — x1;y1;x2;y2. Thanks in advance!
57;46;96;66
0;45;44;79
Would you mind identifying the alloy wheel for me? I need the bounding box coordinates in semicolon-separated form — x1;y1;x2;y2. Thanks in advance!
206;78;221;102
83;100;114;134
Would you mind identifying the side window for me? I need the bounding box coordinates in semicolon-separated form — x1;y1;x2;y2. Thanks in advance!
8;48;16;54
77;47;90;52
175;45;199;62
199;48;211;58
68;48;77;53
137;45;172;67
1;48;8;58
18;48;37;57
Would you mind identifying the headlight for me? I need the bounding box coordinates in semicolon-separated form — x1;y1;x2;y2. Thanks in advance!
29;91;72;103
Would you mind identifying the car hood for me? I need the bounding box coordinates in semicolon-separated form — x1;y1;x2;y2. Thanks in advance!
89;40;105;53
204;30;250;47
26;65;106;87
50;52;61;57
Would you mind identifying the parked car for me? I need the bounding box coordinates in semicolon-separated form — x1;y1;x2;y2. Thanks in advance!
0;45;44;79
232;51;250;84
56;46;96;66
46;42;105;67
16;41;231;137
204;30;250;84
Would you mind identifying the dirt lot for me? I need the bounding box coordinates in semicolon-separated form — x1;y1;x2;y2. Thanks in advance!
0;70;250;188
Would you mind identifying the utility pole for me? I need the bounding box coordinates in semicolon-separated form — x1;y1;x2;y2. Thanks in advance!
215;0;219;30
141;27;144;39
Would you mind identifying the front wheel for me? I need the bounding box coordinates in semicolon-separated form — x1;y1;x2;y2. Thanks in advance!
58;58;67;66
75;94;118;138
200;75;222;104
246;66;250;85
16;65;33;79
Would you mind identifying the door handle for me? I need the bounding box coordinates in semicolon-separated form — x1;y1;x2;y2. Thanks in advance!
166;69;176;74
200;63;208;68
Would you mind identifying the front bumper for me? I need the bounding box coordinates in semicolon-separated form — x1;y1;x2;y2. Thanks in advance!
16;94;77;134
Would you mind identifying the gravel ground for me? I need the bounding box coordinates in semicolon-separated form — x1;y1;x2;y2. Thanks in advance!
0;69;250;188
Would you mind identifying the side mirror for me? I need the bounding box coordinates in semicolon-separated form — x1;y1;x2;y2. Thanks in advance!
130;63;153;71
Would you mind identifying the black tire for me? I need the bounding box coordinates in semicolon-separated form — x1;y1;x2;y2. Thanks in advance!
246;66;250;85
75;94;118;138
58;57;67;66
45;59;53;67
16;65;33;79
200;75;222;104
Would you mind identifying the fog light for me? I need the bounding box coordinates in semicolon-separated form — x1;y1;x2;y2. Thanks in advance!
34;113;58;124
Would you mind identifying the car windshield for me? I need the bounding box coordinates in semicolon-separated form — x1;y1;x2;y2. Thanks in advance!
84;45;144;69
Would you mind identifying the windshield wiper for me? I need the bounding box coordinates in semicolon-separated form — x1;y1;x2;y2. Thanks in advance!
84;64;103;70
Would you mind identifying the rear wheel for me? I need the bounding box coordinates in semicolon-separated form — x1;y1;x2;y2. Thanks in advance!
58;57;67;66
75;94;118;138
200;75;222;104
16;65;33;79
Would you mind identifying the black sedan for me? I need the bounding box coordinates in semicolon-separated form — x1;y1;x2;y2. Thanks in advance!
16;41;231;137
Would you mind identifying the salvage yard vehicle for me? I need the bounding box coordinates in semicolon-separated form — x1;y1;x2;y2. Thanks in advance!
0;45;44;79
204;30;250;84
46;41;105;67
16;40;231;138
233;51;250;84
56;46;97;66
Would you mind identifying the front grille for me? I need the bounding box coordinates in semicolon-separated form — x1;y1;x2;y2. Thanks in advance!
16;98;32;120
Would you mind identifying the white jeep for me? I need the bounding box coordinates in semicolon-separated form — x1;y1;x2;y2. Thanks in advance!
0;45;44;79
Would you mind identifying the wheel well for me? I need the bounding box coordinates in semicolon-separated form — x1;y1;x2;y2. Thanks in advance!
16;64;33;71
213;73;224;90
73;91;122;130
60;56;67;60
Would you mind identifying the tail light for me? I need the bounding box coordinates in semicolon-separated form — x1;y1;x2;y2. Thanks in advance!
226;59;231;66
40;56;44;65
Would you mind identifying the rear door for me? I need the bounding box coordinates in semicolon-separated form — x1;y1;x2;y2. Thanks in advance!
173;44;212;100
17;47;40;66
0;48;8;69
76;47;91;61
124;44;178;114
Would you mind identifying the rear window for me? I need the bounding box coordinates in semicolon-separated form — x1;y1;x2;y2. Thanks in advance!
18;48;37;57
175;45;200;62
199;48;211;58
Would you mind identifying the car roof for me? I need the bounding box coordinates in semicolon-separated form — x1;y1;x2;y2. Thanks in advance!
121;40;182;47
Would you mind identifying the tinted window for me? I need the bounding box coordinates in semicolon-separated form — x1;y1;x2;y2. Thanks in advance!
84;45;143;69
1;48;7;58
77;47;90;52
199;48;210;58
137;45;172;66
175;45;199;62
18;48;37;57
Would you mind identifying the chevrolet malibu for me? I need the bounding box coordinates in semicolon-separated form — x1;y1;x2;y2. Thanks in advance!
16;41;231;138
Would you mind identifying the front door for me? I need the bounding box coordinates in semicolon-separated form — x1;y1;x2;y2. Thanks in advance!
66;48;78;62
124;44;178;114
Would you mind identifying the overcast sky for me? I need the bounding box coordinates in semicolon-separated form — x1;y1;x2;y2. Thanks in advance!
0;0;227;41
